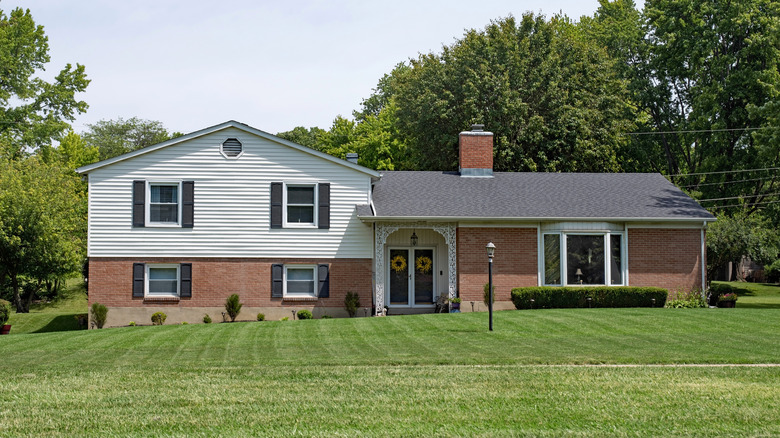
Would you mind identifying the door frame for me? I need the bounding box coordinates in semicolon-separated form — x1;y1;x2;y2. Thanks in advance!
386;246;437;308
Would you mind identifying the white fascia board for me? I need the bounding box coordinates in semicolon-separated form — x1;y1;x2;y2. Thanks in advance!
76;120;380;178
358;215;716;225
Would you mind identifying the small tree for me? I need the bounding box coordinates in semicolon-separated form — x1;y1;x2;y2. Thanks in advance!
344;291;360;317
225;294;243;322
90;302;108;329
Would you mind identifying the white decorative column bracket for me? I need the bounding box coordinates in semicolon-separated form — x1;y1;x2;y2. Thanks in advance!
374;223;399;316
374;222;457;316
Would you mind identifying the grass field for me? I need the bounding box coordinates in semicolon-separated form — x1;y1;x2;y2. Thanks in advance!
712;280;780;309
4;280;87;334
2;308;780;436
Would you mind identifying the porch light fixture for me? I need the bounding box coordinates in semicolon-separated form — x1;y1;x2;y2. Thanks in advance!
410;230;418;247
486;241;495;331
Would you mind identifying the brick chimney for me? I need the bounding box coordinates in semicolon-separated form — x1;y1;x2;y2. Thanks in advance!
459;124;493;177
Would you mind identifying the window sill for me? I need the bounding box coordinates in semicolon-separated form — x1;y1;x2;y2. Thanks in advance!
143;296;180;304
282;296;319;302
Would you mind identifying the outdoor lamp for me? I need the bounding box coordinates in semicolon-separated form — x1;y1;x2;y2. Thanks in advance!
486;241;495;331
410;230;418;247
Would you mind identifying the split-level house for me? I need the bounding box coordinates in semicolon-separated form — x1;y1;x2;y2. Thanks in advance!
77;121;715;326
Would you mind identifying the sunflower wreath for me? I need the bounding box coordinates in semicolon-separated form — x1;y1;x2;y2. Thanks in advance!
390;255;407;272
415;256;432;274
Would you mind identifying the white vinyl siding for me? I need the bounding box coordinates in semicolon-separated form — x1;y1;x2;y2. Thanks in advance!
86;127;373;258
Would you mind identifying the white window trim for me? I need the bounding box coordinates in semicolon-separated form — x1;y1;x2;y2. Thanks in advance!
283;183;318;228
145;264;180;297
540;230;627;287
283;264;318;298
145;181;182;227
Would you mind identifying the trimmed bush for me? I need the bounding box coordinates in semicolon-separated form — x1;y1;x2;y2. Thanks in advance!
203;314;212;324
91;302;109;328
151;311;167;325
511;287;668;310
321;315;333;319
256;313;265;321
0;299;11;326
224;294;242;322
344;291;360;317
297;309;313;320
483;283;495;308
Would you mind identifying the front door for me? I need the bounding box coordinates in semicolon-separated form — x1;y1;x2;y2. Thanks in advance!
388;248;435;307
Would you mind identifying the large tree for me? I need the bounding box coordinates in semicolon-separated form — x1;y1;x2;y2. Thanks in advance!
0;157;84;312
84;117;181;160
0;7;89;159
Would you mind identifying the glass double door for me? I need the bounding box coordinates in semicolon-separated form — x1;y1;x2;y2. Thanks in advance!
388;248;435;307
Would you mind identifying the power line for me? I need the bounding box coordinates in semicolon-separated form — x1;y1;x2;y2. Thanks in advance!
627;126;775;136
707;199;780;210
669;166;780;177
681;176;777;189
698;192;780;202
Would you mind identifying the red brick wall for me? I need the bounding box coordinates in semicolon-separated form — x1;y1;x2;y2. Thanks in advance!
88;257;373;309
459;132;493;170
456;228;538;302
628;228;703;292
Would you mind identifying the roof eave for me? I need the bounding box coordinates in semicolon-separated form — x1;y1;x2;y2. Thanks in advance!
76;120;380;177
358;215;716;223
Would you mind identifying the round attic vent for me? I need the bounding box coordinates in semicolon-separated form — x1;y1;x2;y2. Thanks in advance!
221;138;243;158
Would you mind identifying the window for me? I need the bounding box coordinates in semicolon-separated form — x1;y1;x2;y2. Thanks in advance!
284;184;316;226
542;232;625;286
284;265;316;298
147;264;179;297
149;183;179;224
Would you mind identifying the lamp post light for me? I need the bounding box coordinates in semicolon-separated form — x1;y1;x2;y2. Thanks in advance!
486;241;495;331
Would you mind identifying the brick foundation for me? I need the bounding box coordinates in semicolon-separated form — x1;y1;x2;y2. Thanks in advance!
456;227;538;303
628;228;703;292
88;257;373;327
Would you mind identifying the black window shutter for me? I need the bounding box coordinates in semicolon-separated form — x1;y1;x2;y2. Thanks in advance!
271;264;283;297
318;183;330;229
133;263;145;297
180;263;192;297
270;182;282;229
132;181;145;227
318;264;329;298
182;181;194;228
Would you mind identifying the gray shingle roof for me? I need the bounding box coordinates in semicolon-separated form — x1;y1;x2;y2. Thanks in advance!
367;171;714;221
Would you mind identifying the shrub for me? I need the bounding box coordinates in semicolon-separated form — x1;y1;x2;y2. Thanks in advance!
321;315;333;319
450;297;462;304
151;311;167;325
344;291;360;317
128;321;136;326
281;316;289;321
0;299;11;326
511;287;668;310
665;289;706;308
181;321;189;325
766;260;780;283
297;309;313;320
224;294;243;322
484;283;495;308
91;302;109;328
203;314;212;324
256;313;265;321
718;293;738;302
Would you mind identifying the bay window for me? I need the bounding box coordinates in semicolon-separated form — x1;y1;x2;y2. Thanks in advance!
542;232;625;286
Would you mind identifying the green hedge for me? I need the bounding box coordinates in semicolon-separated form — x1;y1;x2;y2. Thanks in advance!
510;287;668;309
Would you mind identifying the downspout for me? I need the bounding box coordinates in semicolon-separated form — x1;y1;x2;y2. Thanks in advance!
701;221;707;300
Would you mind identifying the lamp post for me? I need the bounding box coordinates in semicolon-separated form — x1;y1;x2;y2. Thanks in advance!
486;241;495;331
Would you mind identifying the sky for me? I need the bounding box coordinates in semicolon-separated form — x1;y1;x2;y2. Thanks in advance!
5;0;643;136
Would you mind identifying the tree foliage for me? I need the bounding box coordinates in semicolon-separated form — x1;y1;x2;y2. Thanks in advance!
0;7;89;159
706;213;780;282
84;117;180;160
0;157;85;312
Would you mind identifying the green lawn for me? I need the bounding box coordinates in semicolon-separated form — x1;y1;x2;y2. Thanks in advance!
1;308;779;436
712;281;780;308
4;280;87;334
